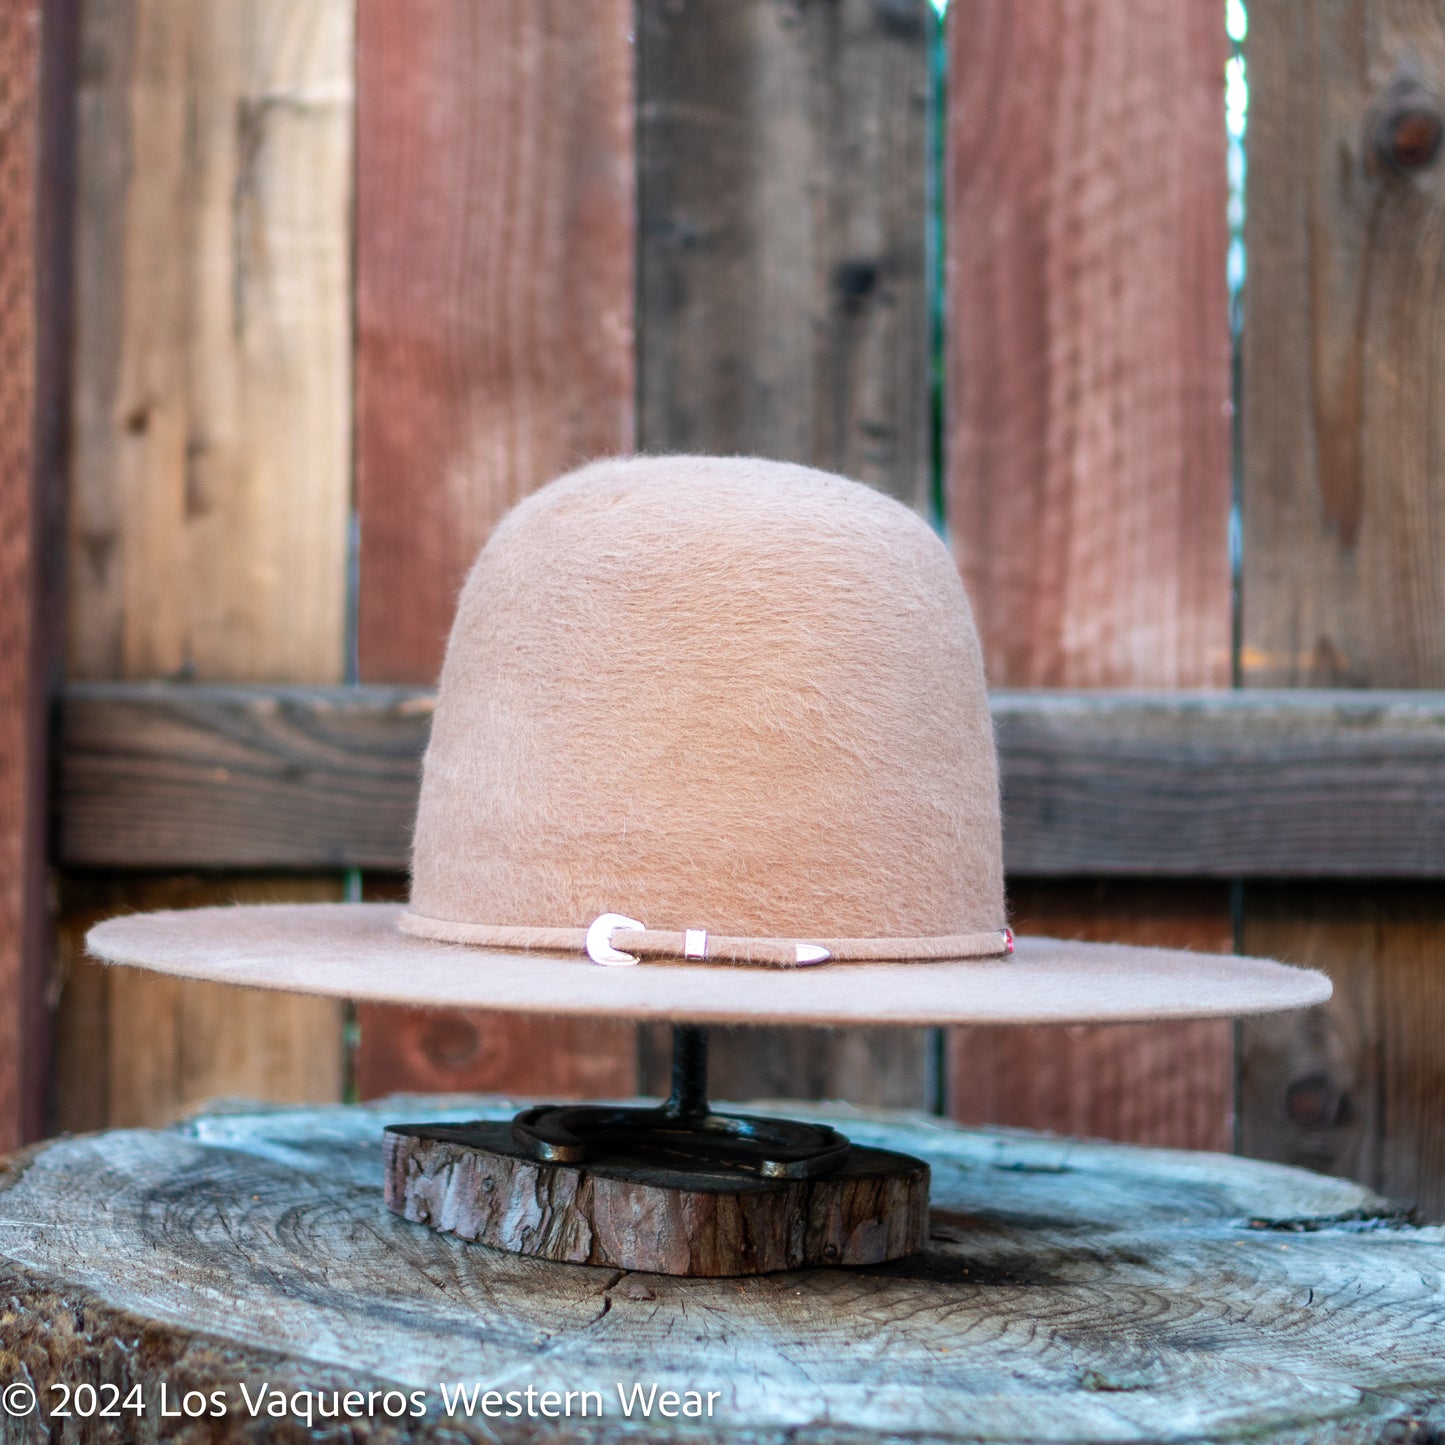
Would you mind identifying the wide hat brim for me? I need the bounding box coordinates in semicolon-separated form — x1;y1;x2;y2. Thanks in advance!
87;903;1330;1025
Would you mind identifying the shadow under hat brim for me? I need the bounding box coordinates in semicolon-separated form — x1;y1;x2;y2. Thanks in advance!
86;903;1331;1026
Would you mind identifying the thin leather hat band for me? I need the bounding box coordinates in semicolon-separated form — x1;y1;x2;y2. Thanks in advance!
397;910;1014;970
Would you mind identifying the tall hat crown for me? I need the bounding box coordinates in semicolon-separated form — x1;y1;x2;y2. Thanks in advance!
404;455;1005;947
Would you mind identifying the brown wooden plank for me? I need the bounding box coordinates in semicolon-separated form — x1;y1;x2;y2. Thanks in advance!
1377;893;1445;1218
356;1006;637;1102
1238;1;1445;1218
54;876;345;1132
1238;887;1383;1204
1239;884;1445;1221
0;1;45;1151
1239;12;1445;690
637;0;935;1107
951;883;1234;1152
944;0;1233;1145
54;683;1445;875
57;0;354;1129
68;0;353;685
353;0;636;1100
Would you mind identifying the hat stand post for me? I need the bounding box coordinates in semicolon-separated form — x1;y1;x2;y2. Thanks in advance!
510;1025;853;1178
383;1024;932;1277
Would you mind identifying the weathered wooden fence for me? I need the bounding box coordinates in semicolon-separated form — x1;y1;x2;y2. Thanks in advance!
2;0;1443;1216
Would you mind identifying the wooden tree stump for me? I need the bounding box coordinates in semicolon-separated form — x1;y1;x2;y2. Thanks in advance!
2;1097;1444;1443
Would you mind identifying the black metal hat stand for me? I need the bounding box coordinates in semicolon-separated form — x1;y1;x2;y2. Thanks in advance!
383;1024;931;1276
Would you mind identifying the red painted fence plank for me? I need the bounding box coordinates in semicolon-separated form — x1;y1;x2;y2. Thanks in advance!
945;0;1234;1148
353;0;637;1098
0;1;48;1148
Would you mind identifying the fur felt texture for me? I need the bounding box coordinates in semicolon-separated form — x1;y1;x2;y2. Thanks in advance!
406;455;1005;941
85;453;1333;1020
85;904;1333;1025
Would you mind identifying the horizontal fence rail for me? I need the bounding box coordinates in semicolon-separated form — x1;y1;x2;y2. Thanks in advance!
55;684;1445;877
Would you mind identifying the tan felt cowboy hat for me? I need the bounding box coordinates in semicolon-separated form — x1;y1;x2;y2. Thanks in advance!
89;456;1330;1025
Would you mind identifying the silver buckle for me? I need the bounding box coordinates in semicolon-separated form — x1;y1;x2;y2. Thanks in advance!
585;913;646;966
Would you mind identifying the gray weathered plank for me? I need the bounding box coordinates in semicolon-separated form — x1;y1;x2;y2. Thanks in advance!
58;683;431;870
994;690;1445;876
636;0;935;1110
637;0;932;513
56;683;1445;876
2;1099;1443;1442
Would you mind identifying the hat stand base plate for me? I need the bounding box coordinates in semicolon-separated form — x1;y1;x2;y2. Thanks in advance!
382;1119;928;1277
381;1026;929;1277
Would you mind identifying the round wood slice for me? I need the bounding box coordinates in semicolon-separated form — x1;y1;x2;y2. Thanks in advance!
3;1097;1445;1443
382;1119;928;1275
